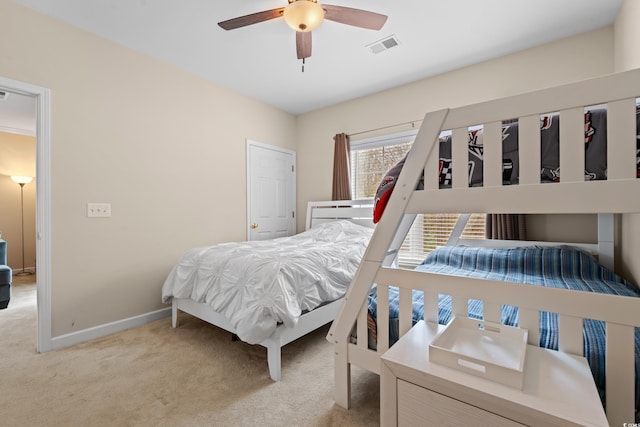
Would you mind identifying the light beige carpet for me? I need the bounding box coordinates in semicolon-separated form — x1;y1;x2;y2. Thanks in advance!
0;278;380;426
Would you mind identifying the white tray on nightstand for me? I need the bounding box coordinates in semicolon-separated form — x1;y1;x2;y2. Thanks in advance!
429;317;528;389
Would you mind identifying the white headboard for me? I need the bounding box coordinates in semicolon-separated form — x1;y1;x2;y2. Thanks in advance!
305;200;375;230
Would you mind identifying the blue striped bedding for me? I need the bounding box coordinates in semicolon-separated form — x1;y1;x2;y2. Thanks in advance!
367;245;640;416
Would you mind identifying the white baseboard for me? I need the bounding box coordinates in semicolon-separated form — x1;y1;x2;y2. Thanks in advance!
50;307;171;350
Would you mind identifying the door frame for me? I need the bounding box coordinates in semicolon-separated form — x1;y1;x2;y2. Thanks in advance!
0;76;51;352
246;139;296;240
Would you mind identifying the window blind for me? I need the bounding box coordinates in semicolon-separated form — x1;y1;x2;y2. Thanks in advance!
350;130;485;267
398;213;486;267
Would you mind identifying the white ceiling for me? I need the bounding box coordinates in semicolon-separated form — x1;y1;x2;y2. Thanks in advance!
5;0;624;124
0;91;36;137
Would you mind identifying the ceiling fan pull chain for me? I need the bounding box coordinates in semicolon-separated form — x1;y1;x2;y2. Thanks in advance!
302;57;305;73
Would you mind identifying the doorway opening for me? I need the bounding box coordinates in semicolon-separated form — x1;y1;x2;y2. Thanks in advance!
0;76;51;352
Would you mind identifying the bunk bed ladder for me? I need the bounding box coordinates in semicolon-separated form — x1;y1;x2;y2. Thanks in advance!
383;214;417;266
446;213;472;246
327;108;450;409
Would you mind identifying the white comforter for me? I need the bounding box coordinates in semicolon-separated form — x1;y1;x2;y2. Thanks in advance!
162;220;373;344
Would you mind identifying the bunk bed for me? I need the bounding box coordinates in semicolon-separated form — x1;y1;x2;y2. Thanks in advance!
328;69;640;426
162;199;374;381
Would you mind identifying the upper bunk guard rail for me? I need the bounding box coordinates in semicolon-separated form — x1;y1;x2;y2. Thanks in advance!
408;179;640;215
420;68;640;194
442;69;640;129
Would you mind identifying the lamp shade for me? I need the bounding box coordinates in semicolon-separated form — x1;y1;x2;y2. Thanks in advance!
11;176;33;185
283;0;324;32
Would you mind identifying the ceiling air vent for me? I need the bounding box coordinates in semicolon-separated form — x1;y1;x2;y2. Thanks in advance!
366;35;400;54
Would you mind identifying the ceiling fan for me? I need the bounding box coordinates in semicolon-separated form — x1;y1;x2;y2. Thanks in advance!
218;0;388;65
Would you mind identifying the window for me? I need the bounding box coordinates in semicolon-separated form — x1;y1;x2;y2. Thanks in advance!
350;131;415;199
399;213;486;267
351;130;486;267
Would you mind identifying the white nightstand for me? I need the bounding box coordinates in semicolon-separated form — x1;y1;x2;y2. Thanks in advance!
380;320;608;427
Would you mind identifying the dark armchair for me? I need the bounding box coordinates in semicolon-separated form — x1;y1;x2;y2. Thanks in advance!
0;239;11;309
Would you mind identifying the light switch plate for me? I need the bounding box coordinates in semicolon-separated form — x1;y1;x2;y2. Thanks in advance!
87;203;111;218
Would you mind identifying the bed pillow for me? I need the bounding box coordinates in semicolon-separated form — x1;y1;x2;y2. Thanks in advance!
373;155;406;223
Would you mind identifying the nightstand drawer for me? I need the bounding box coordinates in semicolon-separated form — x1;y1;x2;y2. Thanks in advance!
397;380;525;427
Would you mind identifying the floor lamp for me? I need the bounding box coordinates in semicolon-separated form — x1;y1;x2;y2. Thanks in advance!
10;175;33;276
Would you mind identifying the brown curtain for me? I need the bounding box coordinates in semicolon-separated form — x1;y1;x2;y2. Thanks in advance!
485;214;527;240
332;133;352;200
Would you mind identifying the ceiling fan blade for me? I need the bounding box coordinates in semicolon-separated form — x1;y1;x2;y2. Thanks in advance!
321;4;387;30
296;31;312;59
218;8;285;30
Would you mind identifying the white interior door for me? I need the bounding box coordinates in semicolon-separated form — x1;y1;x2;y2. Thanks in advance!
247;140;296;240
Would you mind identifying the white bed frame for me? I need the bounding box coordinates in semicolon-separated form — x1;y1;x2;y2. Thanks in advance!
328;68;640;426
171;199;374;381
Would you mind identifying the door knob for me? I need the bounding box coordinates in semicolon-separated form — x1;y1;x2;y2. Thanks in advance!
251;223;258;229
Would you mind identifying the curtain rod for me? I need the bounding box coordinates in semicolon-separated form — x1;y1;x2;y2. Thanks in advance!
348;119;423;138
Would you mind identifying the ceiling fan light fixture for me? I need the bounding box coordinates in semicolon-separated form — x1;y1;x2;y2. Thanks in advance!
283;0;324;32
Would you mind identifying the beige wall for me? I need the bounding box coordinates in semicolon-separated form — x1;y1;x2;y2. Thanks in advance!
0;132;36;270
614;0;640;72
526;215;597;244
2;1;296;336
615;0;640;284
